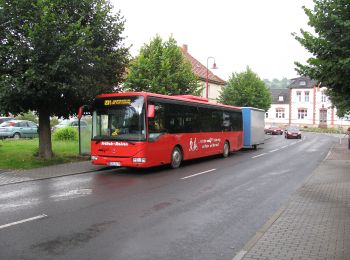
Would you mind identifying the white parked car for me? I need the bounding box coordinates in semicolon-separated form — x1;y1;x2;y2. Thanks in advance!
52;119;88;132
0;120;38;139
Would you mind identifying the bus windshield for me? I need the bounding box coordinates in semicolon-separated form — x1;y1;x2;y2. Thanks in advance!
92;96;146;141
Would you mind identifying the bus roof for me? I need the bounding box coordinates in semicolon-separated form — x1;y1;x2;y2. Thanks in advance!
95;92;242;111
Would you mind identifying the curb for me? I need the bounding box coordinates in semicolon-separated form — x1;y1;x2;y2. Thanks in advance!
232;206;286;260
0;166;112;187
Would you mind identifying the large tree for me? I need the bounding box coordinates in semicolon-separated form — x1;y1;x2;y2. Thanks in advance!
219;67;272;111
0;0;129;158
294;0;350;116
264;77;291;89
124;35;201;95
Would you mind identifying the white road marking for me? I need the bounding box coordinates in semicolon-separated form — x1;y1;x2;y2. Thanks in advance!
50;188;92;201
181;169;216;180
252;137;305;159
232;250;247;260
252;153;267;158
0;214;47;230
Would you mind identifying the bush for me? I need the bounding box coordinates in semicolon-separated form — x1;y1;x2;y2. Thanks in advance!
52;127;78;141
15;111;38;123
50;117;60;128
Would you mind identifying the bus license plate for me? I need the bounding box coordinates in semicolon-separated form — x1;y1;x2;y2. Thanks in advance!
108;162;121;166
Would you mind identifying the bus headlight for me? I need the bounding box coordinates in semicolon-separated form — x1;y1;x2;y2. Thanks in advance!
91;156;98;161
133;158;146;163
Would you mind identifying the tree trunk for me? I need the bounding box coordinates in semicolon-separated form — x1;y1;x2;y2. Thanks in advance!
38;109;53;159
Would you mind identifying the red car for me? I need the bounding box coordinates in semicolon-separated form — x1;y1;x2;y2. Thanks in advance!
285;126;302;139
264;126;283;135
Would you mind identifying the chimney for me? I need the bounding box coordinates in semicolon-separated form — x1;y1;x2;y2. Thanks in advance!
182;44;188;53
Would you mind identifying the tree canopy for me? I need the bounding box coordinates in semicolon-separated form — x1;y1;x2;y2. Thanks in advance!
264;78;291;89
0;0;129;158
219;67;272;111
124;35;201;95
294;0;350;116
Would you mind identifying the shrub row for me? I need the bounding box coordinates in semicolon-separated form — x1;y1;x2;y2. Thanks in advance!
52;127;78;141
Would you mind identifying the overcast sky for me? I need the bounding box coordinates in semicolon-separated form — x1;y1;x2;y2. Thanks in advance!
111;0;314;81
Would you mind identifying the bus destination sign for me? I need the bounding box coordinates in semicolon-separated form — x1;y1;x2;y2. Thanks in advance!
104;99;131;106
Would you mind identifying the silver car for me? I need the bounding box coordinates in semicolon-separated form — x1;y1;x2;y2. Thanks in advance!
0;117;14;124
0;120;38;139
51;119;88;132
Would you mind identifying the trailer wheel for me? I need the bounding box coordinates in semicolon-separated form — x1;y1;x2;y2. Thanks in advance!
170;146;182;169
223;141;230;158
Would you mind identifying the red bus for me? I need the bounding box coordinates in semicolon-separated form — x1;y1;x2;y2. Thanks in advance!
90;92;243;168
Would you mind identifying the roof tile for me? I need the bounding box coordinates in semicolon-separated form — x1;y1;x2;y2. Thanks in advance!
181;45;226;85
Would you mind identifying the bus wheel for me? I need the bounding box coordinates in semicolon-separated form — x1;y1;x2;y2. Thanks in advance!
170;146;182;169
223;141;230;158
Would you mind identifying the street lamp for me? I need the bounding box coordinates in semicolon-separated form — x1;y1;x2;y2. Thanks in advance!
206;56;217;99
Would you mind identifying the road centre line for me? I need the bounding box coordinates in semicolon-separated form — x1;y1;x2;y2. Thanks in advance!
252;138;304;159
252;153;267;158
181;169;216;180
0;214;48;230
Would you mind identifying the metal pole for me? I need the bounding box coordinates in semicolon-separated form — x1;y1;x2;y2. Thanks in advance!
206;62;209;99
206;56;216;100
78;118;81;155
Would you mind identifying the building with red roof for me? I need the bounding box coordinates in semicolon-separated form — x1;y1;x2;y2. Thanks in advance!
181;44;226;103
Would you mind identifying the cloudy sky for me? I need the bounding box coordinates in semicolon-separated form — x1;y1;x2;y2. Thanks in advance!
111;0;314;81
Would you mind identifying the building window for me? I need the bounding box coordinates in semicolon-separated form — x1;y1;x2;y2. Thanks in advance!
278;95;284;102
298;109;307;119
296;91;301;102
300;81;306;86
305;91;309;102
275;108;285;118
321;92;327;102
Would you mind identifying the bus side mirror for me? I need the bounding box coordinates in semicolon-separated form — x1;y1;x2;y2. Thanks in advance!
147;104;155;118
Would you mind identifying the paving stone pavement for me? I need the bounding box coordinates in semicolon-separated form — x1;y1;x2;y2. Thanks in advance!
236;137;350;260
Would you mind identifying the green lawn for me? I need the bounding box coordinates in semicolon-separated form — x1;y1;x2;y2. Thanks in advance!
0;138;87;170
301;127;345;134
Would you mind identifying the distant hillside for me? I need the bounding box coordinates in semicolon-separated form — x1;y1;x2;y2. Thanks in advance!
264;78;290;89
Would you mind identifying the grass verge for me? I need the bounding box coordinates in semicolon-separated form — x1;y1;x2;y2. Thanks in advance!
301;127;345;134
0;138;87;170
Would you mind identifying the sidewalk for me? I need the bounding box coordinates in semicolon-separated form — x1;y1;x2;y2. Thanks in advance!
0;160;105;186
236;137;350;260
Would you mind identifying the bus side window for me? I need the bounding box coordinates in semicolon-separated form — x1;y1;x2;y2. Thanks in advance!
223;111;231;132
148;102;167;140
230;111;243;131
199;108;212;132
211;110;222;132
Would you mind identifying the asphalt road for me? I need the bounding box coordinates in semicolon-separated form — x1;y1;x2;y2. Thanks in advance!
0;133;336;260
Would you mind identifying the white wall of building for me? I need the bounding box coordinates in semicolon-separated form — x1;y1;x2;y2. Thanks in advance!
267;86;350;129
200;81;225;103
265;104;290;127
